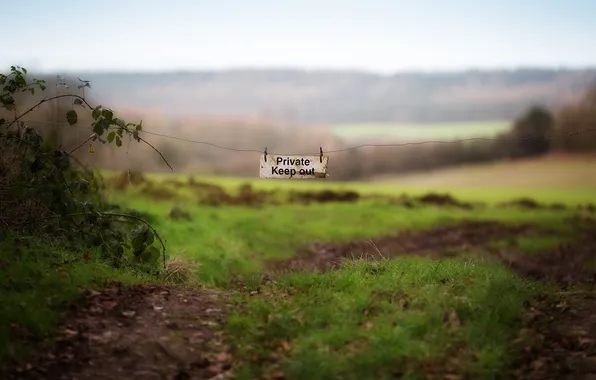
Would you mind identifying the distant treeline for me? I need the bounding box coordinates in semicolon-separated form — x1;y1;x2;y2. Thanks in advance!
330;84;596;180
4;77;596;181
47;68;596;124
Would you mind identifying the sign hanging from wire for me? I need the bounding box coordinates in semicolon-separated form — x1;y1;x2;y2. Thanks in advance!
260;147;329;179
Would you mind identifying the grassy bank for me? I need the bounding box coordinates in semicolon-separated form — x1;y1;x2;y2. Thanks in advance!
228;257;537;379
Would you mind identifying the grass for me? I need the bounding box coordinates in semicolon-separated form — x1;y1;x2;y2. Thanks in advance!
329;120;511;142
107;192;578;287
4;156;595;377
98;169;589;377
227;257;536;379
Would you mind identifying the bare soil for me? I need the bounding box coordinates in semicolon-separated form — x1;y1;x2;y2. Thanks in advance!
5;283;234;380
266;220;548;273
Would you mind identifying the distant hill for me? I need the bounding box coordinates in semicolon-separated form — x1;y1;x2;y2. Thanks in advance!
54;68;596;124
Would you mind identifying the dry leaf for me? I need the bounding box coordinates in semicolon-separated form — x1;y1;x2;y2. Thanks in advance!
215;352;231;362
63;328;78;337
444;309;461;330
530;358;546;370
268;371;285;380
280;340;291;351
103;301;118;310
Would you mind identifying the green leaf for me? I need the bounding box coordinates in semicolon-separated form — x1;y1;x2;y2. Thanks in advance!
2;96;15;110
101;109;113;120
146;231;154;246
131;235;145;252
92;107;101;120
92;118;110;135
147;246;160;260
136;121;143;131
107;131;116;143
22;67;27;74
66;110;78;125
115;136;122;147
73;98;83;106
113;118;125;128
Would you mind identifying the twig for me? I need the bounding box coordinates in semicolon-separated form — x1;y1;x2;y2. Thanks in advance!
69;134;95;155
137;135;173;171
7;94;93;129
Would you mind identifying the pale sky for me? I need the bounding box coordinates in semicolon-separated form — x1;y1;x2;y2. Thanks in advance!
3;0;596;73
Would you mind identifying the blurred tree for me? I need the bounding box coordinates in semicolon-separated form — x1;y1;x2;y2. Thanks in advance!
553;83;596;152
510;105;554;157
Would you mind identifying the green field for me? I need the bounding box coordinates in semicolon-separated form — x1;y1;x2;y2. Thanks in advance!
329;120;512;141
3;158;596;379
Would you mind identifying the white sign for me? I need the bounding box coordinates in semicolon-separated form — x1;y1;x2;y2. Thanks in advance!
260;154;329;179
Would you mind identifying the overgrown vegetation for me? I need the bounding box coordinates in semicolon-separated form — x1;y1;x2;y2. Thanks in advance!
0;65;169;367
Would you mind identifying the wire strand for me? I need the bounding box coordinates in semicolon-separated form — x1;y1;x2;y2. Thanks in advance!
16;119;596;156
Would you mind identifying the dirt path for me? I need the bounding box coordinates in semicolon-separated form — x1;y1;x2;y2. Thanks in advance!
6;283;234;380
266;220;551;273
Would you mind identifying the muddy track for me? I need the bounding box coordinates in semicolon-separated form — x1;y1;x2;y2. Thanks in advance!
266;217;596;285
5;283;234;380
265;220;552;273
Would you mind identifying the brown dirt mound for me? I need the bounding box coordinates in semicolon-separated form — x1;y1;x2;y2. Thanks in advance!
500;197;569;211
4;282;233;380
289;189;360;204
415;193;474;208
187;179;225;192
198;183;272;207
267;220;542;273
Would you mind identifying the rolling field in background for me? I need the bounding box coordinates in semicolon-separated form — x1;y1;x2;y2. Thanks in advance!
329;120;511;142
112;153;596;205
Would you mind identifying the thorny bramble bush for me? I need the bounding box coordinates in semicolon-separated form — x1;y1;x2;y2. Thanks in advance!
0;65;171;274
